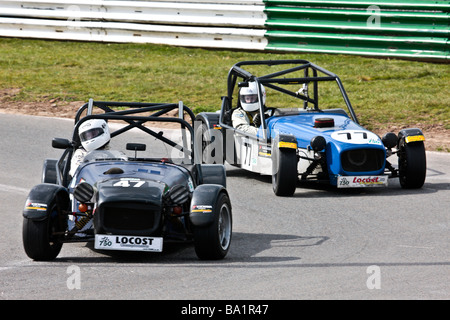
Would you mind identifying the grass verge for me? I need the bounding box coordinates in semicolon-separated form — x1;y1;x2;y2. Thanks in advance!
0;38;449;139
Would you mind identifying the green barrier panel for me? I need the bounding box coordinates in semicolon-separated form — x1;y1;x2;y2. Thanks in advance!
265;7;448;24
265;30;448;59
263;0;450;60
264;0;450;10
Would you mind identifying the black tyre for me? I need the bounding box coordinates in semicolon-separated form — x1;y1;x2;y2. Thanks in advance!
23;202;64;261
398;141;426;189
42;159;58;184
194;192;232;260
272;147;298;196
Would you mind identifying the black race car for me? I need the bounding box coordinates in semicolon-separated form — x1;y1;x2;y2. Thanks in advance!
22;100;232;260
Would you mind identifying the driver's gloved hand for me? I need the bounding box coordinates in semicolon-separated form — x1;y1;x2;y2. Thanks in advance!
253;114;261;127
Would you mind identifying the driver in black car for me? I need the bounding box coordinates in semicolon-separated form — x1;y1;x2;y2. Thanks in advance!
69;119;111;177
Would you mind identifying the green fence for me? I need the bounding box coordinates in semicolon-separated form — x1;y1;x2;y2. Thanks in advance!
263;0;449;60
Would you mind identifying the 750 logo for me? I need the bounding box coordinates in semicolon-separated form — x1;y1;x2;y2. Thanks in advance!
339;177;349;186
98;236;112;247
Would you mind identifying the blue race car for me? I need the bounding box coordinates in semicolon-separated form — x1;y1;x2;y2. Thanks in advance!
195;60;426;196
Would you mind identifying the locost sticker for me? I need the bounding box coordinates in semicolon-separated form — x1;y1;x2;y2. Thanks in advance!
95;234;163;252
338;175;388;188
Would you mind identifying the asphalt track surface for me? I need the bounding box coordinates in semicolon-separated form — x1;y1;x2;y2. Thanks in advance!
0;113;449;301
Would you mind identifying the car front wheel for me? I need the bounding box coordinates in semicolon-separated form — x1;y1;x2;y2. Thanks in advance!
193;192;232;260
23;202;64;261
272;147;298;196
398;141;426;189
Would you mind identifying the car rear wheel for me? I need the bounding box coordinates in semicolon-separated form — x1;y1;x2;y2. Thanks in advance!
272;147;298;196
23;202;64;261
194;192;232;260
41;159;58;184
398;141;426;189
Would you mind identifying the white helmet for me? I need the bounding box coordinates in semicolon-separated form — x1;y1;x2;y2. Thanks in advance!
79;119;110;152
239;81;266;112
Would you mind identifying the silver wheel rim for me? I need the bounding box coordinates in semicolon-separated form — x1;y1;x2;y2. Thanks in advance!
218;203;231;250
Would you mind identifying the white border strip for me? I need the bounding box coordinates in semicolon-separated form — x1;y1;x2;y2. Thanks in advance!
0;17;268;49
0;1;266;27
0;0;267;49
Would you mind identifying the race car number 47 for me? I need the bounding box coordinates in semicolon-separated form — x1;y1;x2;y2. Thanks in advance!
338;175;388;188
95;234;163;252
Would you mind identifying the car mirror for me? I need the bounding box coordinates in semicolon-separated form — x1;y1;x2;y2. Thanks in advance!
52;138;71;149
127;143;146;158
126;143;146;151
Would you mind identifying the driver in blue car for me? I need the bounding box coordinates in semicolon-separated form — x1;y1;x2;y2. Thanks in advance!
232;81;266;135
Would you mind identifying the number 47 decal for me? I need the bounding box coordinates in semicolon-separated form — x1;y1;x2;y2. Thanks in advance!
113;180;146;188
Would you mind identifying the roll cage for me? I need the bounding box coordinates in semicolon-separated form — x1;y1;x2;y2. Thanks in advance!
219;59;359;140
54;100;196;187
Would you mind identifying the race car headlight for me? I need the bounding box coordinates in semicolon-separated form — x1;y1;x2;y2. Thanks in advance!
310;135;326;152
382;132;398;149
74;182;94;203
